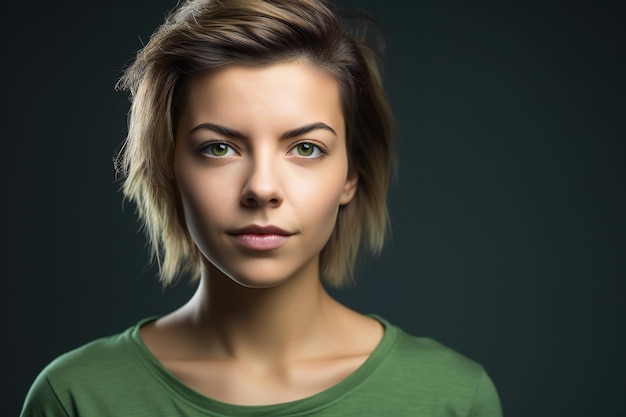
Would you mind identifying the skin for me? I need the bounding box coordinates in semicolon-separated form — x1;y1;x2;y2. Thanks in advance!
140;60;384;406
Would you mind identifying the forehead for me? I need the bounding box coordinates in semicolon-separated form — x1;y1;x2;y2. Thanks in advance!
177;61;345;138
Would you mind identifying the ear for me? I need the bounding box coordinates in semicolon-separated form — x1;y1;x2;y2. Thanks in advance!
340;169;358;205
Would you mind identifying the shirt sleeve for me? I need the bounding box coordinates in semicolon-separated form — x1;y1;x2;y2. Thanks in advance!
468;369;503;417
19;371;70;417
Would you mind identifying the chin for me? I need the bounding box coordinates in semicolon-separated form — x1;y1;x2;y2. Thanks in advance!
209;266;293;289
230;277;288;289
217;269;299;290
205;256;317;290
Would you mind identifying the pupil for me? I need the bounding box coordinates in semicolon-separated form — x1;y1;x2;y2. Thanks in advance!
213;144;227;155
300;143;312;155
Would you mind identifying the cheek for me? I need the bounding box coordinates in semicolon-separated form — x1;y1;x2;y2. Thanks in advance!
175;165;237;236
286;166;348;223
192;184;231;212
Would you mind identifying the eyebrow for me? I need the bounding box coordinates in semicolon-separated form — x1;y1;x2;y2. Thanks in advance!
188;122;337;139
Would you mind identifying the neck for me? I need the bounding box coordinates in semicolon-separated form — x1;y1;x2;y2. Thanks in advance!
177;260;339;362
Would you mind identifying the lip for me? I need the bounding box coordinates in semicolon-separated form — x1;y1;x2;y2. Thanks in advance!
228;225;294;251
230;225;292;235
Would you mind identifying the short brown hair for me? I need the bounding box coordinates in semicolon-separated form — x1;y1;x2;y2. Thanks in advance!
115;0;394;287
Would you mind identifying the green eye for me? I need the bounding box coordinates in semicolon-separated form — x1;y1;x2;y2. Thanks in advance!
291;142;323;158
210;143;229;156
297;143;314;156
202;142;235;157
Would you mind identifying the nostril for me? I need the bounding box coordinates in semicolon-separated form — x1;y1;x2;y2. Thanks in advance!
242;196;259;207
239;166;283;207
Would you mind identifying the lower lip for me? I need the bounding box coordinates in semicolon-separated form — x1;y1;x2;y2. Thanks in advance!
231;234;289;250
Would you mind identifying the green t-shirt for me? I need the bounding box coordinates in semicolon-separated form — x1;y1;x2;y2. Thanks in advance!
20;317;502;416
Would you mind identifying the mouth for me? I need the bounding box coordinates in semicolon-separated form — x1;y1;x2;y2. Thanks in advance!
228;225;294;251
229;225;292;235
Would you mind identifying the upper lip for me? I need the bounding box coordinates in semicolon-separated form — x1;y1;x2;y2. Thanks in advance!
229;225;293;235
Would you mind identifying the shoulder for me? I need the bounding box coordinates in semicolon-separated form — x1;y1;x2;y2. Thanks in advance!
41;324;139;384
20;320;155;416
362;319;503;416
375;318;484;382
392;326;484;381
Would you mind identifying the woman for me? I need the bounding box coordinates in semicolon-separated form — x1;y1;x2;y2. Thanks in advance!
21;0;502;415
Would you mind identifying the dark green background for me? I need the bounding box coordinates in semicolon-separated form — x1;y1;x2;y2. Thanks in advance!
3;0;624;415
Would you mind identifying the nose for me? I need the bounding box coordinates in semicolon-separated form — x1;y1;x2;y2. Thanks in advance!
240;157;284;208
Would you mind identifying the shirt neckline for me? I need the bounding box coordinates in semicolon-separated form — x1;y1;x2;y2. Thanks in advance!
127;314;398;416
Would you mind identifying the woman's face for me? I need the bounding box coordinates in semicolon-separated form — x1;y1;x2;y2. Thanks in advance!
174;61;357;288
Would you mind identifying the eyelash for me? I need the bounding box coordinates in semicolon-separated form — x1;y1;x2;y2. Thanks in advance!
197;140;329;159
288;141;328;158
198;142;237;158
